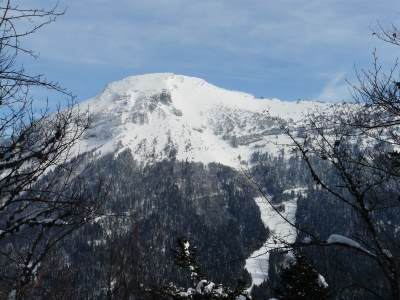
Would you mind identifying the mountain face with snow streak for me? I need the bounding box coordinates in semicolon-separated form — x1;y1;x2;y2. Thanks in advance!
68;73;331;293
38;74;352;299
77;73;328;168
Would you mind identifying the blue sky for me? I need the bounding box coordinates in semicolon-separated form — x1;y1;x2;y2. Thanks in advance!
22;0;400;102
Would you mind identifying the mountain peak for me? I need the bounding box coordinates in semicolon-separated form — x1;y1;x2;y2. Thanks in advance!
101;73;210;96
77;73;331;168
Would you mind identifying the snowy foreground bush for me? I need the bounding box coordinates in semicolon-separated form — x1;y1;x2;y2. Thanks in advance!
162;239;250;300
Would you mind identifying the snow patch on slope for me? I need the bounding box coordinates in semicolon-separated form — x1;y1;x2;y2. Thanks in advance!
245;189;302;288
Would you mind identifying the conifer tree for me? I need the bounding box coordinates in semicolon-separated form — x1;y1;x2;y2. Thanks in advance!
274;254;329;300
163;239;250;300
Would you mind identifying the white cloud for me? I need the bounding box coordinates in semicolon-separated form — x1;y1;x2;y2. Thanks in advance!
319;72;352;102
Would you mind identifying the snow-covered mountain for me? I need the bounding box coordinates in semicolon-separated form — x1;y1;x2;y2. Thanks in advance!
68;73;335;292
77;73;329;168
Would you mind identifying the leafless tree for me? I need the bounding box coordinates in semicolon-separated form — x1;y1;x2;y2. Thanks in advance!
0;1;103;298
273;31;400;299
